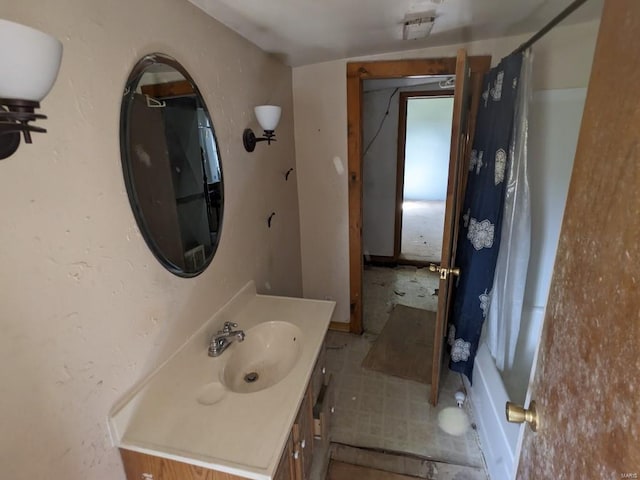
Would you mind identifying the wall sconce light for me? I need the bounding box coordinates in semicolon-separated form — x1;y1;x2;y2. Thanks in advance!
0;19;63;160
243;105;281;152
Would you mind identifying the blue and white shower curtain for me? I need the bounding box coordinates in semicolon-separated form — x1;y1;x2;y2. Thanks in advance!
448;53;523;383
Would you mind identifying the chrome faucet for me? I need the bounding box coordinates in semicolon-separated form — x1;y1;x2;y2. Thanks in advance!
208;321;245;357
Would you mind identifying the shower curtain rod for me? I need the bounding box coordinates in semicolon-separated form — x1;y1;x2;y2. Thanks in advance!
510;0;591;56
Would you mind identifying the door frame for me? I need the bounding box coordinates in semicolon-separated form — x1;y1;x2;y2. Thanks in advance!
394;90;455;263
346;57;491;334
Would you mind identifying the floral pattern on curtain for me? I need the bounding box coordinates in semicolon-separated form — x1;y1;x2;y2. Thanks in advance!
448;53;523;383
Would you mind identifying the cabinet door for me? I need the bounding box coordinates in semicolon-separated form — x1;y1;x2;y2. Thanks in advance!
311;341;327;404
274;433;295;480
292;385;314;480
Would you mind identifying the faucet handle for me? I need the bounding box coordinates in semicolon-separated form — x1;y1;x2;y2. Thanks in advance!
222;321;238;334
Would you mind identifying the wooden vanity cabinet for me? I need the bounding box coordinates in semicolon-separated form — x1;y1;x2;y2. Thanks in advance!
119;386;314;480
119;345;328;480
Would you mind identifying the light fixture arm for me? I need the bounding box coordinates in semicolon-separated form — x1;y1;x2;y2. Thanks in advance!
0;100;47;139
243;128;278;152
0;100;49;159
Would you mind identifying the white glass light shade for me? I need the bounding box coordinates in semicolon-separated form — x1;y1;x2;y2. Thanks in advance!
0;19;63;102
254;105;281;132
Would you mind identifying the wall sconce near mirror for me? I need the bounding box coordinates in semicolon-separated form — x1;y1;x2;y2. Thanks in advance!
0;19;63;160
243;105;281;152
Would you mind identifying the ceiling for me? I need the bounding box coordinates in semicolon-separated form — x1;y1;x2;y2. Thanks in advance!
188;0;603;66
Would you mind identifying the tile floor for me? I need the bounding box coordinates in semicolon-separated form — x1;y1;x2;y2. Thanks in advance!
363;265;439;334
327;265;487;474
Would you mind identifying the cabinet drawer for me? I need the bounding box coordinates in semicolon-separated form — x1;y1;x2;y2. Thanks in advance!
312;373;334;445
120;448;245;480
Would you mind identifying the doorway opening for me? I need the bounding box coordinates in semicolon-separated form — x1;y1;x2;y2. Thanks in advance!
361;85;454;267
325;55;491;476
346;55;490;336
398;93;454;265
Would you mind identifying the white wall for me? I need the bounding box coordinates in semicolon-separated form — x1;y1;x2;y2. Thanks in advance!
293;21;601;324
362;87;400;257
0;1;300;479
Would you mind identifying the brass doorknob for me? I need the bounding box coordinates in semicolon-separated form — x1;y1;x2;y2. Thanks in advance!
506;401;538;432
429;264;461;280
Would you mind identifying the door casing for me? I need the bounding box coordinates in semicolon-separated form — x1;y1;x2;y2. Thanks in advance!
346;56;491;335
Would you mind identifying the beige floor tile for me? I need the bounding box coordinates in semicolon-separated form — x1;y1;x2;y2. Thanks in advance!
327;264;488;473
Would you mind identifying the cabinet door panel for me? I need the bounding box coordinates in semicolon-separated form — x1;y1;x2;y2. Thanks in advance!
311;341;327;404
292;385;314;480
274;433;295;480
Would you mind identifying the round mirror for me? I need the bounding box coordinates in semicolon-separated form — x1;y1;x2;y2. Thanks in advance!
120;53;223;277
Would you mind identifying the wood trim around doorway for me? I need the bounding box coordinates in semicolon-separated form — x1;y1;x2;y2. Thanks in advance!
347;56;491;334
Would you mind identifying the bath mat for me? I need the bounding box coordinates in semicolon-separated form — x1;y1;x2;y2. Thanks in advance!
362;304;436;384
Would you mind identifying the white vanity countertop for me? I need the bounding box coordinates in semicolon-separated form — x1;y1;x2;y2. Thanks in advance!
109;282;335;480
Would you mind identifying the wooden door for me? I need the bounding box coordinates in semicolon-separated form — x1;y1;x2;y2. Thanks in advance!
517;1;640;476
430;49;471;406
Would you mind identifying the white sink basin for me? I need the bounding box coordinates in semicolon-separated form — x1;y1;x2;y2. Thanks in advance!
220;321;303;393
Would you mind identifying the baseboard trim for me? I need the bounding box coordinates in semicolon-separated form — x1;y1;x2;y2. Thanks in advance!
364;256;436;268
329;321;351;333
365;255;396;265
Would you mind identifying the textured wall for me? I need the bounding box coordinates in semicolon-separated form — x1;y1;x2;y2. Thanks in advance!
293;21;600;324
0;1;300;479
